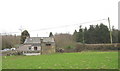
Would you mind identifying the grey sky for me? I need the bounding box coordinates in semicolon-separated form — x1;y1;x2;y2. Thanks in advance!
0;0;119;37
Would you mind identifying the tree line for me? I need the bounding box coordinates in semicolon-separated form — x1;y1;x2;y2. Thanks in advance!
73;23;120;44
2;23;120;49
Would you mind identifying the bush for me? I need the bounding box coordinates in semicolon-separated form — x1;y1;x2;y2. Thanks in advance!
65;46;74;49
64;46;76;52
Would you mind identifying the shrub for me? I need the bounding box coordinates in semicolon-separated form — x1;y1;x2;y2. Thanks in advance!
65;46;74;49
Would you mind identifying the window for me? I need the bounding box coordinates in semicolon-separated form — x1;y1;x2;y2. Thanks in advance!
46;44;51;46
34;47;37;50
29;47;31;50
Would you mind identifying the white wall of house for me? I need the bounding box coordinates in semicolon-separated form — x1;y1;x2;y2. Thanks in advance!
23;53;41;56
28;46;41;51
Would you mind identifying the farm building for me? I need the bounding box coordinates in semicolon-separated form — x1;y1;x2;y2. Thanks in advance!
17;37;55;55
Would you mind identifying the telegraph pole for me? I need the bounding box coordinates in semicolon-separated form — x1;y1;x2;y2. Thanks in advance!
108;17;113;44
19;26;24;35
37;34;38;37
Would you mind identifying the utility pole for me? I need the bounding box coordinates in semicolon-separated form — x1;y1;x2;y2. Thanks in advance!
108;17;113;44
37;34;38;37
19;26;24;34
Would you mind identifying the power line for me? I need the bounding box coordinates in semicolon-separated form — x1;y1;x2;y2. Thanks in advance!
30;19;107;32
0;18;107;34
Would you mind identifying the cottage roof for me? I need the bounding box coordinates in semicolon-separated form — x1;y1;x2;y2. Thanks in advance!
17;45;31;51
24;37;55;44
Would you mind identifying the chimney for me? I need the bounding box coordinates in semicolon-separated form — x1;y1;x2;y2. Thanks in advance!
40;38;43;43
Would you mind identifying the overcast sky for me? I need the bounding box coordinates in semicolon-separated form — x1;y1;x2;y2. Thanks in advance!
0;0;119;37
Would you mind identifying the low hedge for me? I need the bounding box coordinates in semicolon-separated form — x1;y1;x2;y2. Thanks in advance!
75;43;120;52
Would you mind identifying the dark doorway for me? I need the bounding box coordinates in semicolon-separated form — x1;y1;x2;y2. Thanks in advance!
34;47;37;50
46;44;51;46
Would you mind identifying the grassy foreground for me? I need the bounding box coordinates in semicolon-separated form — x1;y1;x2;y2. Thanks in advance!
2;52;118;69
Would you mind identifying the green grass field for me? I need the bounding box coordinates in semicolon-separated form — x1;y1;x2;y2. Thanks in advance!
2;52;118;69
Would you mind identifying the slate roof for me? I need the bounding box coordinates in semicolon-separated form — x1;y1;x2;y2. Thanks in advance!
17;45;31;51
24;37;55;44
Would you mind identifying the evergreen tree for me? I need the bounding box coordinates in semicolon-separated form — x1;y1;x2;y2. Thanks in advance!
112;27;118;43
87;25;96;43
73;30;77;35
118;30;120;43
20;30;30;44
94;24;100;43
73;30;78;42
84;27;87;43
98;23;110;43
78;25;83;42
49;32;53;37
72;23;117;44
